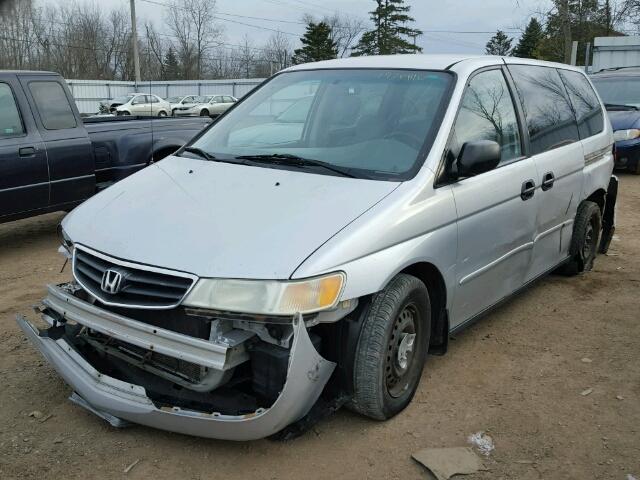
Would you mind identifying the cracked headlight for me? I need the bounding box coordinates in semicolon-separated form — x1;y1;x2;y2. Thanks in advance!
183;272;345;315
613;129;640;141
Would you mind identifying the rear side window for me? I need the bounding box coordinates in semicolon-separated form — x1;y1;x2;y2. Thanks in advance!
0;83;25;137
508;65;579;154
28;81;77;130
558;70;604;139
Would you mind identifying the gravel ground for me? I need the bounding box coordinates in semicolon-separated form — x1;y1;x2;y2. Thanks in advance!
0;175;638;480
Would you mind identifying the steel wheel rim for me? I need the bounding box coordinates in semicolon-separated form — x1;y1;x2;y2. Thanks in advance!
385;303;419;398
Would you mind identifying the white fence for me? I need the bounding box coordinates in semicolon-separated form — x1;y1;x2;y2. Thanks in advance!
66;78;265;114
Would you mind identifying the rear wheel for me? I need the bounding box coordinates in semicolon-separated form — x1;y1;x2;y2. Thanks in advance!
200;109;209;117
158;111;167;117
559;200;602;276
118;111;130;116
348;274;431;420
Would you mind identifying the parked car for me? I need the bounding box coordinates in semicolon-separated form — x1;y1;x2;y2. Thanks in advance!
18;55;618;441
591;67;640;174
111;93;171;117
174;94;237;117
98;93;136;114
165;95;200;116
0;70;211;224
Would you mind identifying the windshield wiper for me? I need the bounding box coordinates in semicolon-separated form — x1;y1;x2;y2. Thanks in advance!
234;153;358;178
181;146;218;161
604;103;639;111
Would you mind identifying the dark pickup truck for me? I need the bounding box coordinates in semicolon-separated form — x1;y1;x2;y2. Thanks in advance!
0;70;210;224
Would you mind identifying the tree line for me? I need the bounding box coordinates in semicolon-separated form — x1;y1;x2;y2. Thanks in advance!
2;0;640;82
486;0;640;65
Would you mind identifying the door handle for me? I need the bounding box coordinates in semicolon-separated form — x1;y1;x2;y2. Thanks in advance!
521;179;536;201
541;172;555;191
19;147;36;157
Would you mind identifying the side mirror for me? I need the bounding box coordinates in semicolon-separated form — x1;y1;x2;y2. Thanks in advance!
457;140;501;177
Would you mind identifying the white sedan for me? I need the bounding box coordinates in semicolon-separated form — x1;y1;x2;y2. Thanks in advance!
114;94;171;117
173;95;237;117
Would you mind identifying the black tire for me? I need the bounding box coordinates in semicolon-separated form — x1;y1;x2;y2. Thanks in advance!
559;200;602;276
631;159;640;175
348;274;431;420
171;109;177;117
158;111;167;117
118;110;130;116
200;109;209;117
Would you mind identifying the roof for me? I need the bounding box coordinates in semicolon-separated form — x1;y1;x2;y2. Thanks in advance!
0;70;58;76
284;54;585;73
284;54;487;72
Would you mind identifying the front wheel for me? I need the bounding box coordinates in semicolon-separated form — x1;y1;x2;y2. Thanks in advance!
559;200;602;276
158;111;167;117
200;109;209;117
348;274;431;420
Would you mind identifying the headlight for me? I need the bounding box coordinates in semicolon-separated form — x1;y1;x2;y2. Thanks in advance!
613;129;640;141
57;225;74;258
183;272;345;315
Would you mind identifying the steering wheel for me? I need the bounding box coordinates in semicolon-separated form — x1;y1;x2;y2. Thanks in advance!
384;131;424;149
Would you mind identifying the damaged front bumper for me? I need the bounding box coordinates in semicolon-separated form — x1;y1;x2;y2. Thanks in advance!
16;284;335;441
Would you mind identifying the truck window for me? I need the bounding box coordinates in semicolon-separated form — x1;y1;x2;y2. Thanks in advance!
0;83;25;137
508;65;579;154
28;81;77;130
558;69;604;139
448;69;522;166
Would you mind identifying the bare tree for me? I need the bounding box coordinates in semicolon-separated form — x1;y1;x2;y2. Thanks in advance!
165;0;222;79
263;31;293;74
323;13;366;58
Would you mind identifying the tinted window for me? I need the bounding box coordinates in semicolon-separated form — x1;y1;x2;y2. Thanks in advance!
29;81;77;130
509;65;579;154
0;83;25;137
449;69;522;166
559;70;604;139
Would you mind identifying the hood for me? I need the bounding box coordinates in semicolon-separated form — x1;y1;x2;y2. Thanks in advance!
63;156;400;279
607;110;640;131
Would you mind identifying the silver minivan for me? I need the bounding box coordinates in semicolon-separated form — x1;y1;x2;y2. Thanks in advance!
18;55;618;441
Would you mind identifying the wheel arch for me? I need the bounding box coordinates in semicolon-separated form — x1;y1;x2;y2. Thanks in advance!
398;262;449;355
585;188;607;213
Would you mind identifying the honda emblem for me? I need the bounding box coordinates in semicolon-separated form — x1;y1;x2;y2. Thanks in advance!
101;269;124;294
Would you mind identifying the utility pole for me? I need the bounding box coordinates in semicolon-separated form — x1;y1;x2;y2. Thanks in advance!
129;0;141;86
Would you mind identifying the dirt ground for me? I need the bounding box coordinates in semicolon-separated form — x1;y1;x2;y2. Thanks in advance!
0;176;638;480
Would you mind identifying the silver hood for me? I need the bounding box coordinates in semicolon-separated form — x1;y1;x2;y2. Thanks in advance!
63;155;400;279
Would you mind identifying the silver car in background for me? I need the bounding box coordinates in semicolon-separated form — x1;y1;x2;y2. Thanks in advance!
18;55;618;441
166;95;200;116
113;93;171;117
174;94;237;117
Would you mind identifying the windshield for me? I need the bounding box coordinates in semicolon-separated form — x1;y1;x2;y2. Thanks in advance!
112;95;134;104
188;69;454;180
591;76;640;108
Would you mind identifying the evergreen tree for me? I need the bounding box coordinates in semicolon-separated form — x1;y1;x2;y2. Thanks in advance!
513;18;544;58
485;30;513;56
352;0;422;56
292;22;338;65
163;47;180;80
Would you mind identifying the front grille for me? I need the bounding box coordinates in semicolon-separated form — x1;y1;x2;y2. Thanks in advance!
73;246;196;309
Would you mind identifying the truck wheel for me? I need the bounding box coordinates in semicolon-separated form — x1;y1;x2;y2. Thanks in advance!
349;274;431;420
200;109;209;117
559;201;602;276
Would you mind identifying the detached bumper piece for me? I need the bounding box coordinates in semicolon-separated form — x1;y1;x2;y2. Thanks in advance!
16;284;335;441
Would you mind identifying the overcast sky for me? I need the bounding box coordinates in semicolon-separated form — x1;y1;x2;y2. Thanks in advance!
58;0;549;54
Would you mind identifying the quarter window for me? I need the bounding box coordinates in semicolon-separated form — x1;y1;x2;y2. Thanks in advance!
448;69;522;166
28;81;77;130
558;69;604;139
0;83;25;137
508;65;580;154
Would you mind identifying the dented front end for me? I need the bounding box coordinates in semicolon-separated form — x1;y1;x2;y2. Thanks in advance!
16;282;336;441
